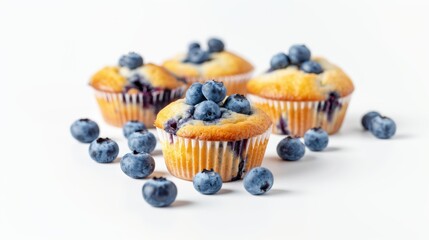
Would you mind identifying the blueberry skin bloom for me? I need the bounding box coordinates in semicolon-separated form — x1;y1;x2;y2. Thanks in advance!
128;130;157;154
70;118;100;143
223;94;251;115
142;177;177;207
243;167;274;195
88;138;119;163
187;48;210;64
277;136;306;161
270;53;290;70
120;151;155;179
185;82;206;105
300;60;323;74
194;100;221;121
193;169;223;195
371;116;396;139
304;127;329;151
288;44;311;65
188;42;201;51
202;80;226;103
361;111;381;131
207;38;225;53
123;120;147;139
118;52;144;70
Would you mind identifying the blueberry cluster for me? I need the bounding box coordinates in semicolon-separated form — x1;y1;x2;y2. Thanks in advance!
270;45;323;74
361;111;396;139
183;38;225;64
119;52;144;70
185;80;251;121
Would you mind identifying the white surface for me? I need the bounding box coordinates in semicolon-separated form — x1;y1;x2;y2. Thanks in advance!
1;0;429;239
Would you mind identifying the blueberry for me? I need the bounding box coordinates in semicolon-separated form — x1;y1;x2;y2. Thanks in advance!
207;38;225;53
186;48;210;64
185;82;206;105
142;177;177;207
188;42;201;51
288;44;311;65
304;127;329;151
193;169;223;195
243;167;274;195
270;53;290;70
70;118;100;143
362;111;381;131
223;94;251;115
300;60;323;74
277;136;306;161
118;52;144;70
202;80;226;103
370;116;396;139
193;100;221;121
88;138;119;163
123;121;147;139
120;151;155;179
128;130;157;153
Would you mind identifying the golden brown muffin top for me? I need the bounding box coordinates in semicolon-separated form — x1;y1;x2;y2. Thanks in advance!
163;51;254;78
247;57;354;101
90;63;185;93
154;99;272;141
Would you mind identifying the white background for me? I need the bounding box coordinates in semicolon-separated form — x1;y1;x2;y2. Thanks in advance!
1;0;428;239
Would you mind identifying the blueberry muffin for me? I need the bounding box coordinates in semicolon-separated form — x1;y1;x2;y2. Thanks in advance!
247;45;354;136
162;38;253;95
90;52;186;127
154;80;272;182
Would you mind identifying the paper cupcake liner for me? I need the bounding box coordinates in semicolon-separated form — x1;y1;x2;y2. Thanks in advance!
93;86;185;127
184;71;253;95
247;94;352;136
156;127;271;182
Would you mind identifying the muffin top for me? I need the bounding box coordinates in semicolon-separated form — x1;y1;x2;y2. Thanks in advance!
154;80;272;141
247;45;354;101
90;52;185;93
162;38;254;78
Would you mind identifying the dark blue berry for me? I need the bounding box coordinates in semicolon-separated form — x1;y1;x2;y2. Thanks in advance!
88;138;119;163
186;48;210;64
300;60;323;74
193;169;223;195
70;118;100;143
288;45;311;65
188;42;201;51
128;130;157;153
270;53;290;70
193;100;221;121
243;167;274;195
362;111;381;131
119;52;144;70
370;116;396;139
304;127;329;151
142;177;177;207
202;80;226;103
123;120;147;139
185;82;206;105
207;38;225;53
120;151;155;179
277;136;305;161
223;94;251;115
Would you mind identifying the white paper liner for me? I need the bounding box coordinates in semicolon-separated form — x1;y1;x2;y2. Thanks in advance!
156;127;271;182
247;94;352;136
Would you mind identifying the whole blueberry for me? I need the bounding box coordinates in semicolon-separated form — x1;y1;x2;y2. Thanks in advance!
123;120;147;138
70;118;100;143
142;177;177;207
186;48;210;64
202;80;226;103
88;138;119;163
277;136;306;161
370;116;396;139
128;130;157;153
288;44;311;65
270;53;290;70
118;52;144;70
193;169;223;195
188;42;201;51
120;151;155;179
304;127;329;151
243;167;274;195
223;94;251;115
300;60;323;74
362;111;381;131
207;38;225;53
185;82;206;105
194;100;221;121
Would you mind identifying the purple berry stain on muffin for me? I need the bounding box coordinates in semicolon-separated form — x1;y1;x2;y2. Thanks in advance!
317;91;342;122
276;116;291;135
